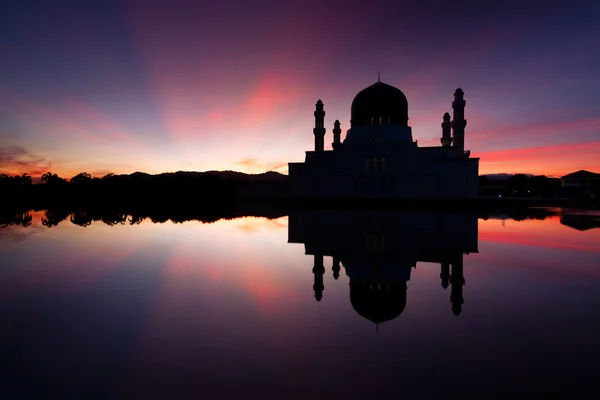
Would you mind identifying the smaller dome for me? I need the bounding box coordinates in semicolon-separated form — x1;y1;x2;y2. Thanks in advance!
350;82;408;128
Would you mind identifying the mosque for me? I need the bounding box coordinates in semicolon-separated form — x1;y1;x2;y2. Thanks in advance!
288;80;479;199
288;209;478;326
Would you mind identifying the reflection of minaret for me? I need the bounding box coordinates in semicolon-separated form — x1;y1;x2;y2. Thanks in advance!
313;254;325;302
332;257;341;280
289;209;479;325
440;262;450;289
450;259;465;316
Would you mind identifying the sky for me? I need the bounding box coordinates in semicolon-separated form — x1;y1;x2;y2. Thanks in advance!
1;0;599;179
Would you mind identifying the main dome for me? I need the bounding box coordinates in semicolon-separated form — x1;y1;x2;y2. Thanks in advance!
350;281;407;324
350;81;408;128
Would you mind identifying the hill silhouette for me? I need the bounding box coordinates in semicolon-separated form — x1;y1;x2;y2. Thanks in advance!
0;170;289;209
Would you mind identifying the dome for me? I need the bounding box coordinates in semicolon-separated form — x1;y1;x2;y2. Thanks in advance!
350;81;408;128
349;281;407;324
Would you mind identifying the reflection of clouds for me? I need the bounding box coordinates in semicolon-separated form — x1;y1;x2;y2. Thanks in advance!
235;217;287;233
479;217;600;254
0;224;45;248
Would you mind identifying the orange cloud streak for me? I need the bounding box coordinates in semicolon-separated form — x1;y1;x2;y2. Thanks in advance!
477;141;600;176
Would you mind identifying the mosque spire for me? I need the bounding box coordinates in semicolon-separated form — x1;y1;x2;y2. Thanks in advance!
313;100;325;152
451;88;467;152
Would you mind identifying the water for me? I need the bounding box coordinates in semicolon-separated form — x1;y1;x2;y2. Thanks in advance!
1;209;600;398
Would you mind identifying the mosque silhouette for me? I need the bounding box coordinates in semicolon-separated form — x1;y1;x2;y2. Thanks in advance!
289;80;479;199
288;210;478;326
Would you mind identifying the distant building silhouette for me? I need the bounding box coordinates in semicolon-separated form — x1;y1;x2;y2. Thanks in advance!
288;209;478;326
561;170;600;198
561;170;600;188
289;82;479;199
559;213;600;231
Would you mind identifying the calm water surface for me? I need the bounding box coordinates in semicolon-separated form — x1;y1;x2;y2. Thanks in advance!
1;209;600;398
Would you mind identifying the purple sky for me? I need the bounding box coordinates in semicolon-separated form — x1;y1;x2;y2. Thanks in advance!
1;0;599;178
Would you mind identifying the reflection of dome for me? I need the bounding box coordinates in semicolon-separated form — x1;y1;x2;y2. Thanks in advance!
350;281;407;324
350;82;409;128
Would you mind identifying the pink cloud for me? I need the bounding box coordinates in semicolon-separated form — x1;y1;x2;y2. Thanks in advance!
469;117;600;148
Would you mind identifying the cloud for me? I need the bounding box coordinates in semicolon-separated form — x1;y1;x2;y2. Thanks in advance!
477;141;600;176
0;145;52;177
236;157;288;173
469;117;600;149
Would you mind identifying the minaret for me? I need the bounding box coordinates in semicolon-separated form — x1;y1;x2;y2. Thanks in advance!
450;259;465;316
440;112;452;147
440;262;450;289
332;120;342;149
451;88;467;152
313;100;325;152
332;257;341;280
312;254;325;302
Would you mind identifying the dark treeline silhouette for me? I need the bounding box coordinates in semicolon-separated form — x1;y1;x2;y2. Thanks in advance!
0;170;288;209
2;171;597;212
479;174;564;197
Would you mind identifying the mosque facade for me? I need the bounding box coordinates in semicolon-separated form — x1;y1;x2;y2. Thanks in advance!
288;81;479;199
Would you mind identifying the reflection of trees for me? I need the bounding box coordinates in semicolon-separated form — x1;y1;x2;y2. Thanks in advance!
101;213;127;226
3;205;286;228
41;210;70;228
70;211;92;227
129;215;144;225
0;211;32;227
0;206;566;229
69;210;128;227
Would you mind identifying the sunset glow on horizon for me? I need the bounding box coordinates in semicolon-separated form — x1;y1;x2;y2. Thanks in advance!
1;1;599;180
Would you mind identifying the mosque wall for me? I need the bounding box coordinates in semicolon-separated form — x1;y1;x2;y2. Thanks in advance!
288;149;478;199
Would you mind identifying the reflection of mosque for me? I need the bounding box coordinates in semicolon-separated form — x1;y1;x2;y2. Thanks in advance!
288;210;478;325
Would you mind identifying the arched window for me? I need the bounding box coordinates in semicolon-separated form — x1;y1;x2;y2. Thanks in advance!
382;158;386;173
372;157;378;173
370;117;374;124
364;158;370;173
387;117;391;124
379;117;383;124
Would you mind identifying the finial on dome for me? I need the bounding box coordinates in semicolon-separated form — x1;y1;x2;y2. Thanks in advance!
378;71;380;82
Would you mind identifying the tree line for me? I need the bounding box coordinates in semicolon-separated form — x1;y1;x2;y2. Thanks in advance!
0;170;289;209
479;174;576;198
